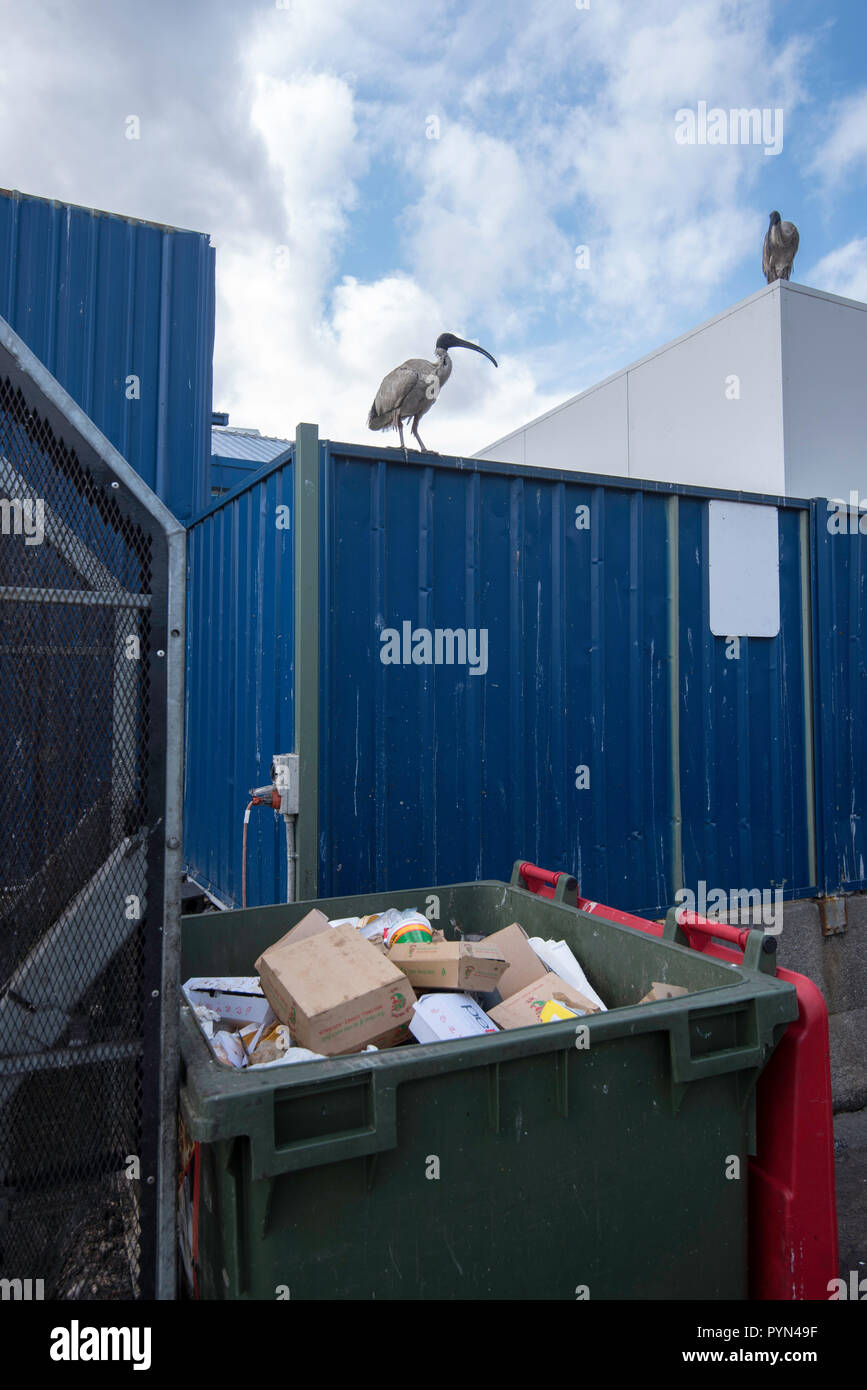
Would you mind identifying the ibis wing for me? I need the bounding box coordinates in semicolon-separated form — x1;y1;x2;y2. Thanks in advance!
372;364;423;420
782;222;799;258
762;230;772;280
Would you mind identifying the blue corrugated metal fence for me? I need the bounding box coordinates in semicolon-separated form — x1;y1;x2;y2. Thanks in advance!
316;443;816;913
0;187;214;523
183;431;867;915
184;454;295;905
813;500;867;893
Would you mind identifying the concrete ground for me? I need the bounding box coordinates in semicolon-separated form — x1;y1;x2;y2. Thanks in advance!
834;1107;867;1280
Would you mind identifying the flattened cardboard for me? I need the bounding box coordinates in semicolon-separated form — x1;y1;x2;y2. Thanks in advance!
390;941;508;991
255;923;416;1056
409;993;499;1044
483;921;551;1000
638;981;688;1004
487;972;601;1030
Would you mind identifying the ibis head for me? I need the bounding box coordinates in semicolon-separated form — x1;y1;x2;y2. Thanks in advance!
435;332;498;366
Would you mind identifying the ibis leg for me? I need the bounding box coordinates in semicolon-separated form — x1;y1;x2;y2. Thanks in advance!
412;418;435;453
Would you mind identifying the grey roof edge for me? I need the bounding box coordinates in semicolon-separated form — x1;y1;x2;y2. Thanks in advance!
210;428;293;461
188;441;296;525
475;278;867;458
0;312;185;538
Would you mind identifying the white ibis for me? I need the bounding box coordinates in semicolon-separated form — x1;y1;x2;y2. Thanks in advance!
763;211;799;283
367;332;498;453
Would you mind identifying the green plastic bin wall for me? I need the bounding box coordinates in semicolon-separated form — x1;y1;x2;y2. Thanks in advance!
179;880;798;1301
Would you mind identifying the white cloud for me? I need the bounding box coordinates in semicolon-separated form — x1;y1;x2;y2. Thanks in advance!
215;258;557;455
0;0;822;455
211;5;566;452
809;89;867;188
219;0;815;447
399;125;573;332
804;239;867;304
540;1;810;338
247;71;362;290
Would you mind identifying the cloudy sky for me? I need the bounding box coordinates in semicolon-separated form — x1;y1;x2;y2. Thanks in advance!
1;0;866;455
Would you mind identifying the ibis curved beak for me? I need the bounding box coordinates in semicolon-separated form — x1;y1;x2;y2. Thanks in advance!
448;336;498;367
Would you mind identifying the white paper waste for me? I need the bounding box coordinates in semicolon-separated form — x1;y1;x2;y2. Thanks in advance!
248;1042;380;1069
409;993;498;1044
183;976;272;1026
527;938;608;1012
213;1030;248;1068
193;1005;220;1038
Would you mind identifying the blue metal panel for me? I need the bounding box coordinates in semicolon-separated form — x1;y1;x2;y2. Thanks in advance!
209;440;294;501
0;187;214;522
676;496;815;903
184;453;294;905
210;459;258;495
184;434;820;914
813;502;867;893
320;448;658;911
317;444;815;915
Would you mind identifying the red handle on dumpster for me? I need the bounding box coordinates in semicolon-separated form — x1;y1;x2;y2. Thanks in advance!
516;862;562;895
515;862;838;1302
512;860;577;905
675;910;753;952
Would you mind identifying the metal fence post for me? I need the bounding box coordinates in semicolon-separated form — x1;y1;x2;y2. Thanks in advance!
294;423;320;902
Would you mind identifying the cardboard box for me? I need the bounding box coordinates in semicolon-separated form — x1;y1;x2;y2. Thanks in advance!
183;977;273;1027
483;921;551;1000
390;941;508;992
637;982;688;1004
264;908;332;951
255;923;417;1056
409;993;499;1044
487;973;601;1030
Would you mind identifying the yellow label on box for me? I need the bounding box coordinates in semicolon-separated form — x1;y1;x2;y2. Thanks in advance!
539;998;579;1022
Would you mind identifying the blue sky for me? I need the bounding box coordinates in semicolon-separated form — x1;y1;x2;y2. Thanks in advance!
1;0;866;453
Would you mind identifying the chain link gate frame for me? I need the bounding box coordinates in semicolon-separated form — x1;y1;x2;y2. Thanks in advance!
0;316;184;1300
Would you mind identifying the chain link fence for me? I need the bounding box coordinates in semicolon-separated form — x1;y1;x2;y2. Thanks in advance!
0;319;184;1300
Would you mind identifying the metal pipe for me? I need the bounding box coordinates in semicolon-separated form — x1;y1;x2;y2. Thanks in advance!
0;586;150;607
242;801;254;908
285;814;296;903
0;1040;143;1076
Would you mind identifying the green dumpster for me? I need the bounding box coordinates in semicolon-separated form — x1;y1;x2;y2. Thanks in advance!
178;877;798;1301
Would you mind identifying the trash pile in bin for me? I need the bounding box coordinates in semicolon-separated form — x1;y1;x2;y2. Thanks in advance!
183;906;687;1069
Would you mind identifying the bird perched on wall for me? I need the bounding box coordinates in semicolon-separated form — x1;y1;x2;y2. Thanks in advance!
367;332;498;453
763;211;799;283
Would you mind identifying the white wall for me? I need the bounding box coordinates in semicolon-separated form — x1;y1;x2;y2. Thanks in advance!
626;288;784;492
475;360;628;475
476;282;867;499
781;287;867;501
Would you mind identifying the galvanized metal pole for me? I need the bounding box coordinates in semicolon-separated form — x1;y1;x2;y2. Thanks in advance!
156;524;185;1300
294;424;320;902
